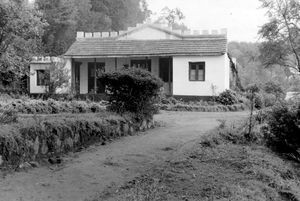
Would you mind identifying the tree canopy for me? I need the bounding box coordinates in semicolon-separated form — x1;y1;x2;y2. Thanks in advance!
36;0;150;56
0;0;46;85
259;0;300;73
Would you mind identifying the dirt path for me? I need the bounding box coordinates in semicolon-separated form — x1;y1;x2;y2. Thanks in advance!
0;111;248;201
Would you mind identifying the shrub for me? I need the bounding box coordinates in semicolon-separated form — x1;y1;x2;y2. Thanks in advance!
216;90;238;105
262;92;277;107
264;102;300;161
0;99;106;114
263;81;284;98
0;109;18;124
99;68;163;119
254;93;264;109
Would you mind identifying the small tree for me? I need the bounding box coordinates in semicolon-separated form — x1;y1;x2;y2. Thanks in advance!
246;84;260;136
44;58;70;96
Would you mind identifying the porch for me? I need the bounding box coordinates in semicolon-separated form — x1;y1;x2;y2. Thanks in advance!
71;56;173;95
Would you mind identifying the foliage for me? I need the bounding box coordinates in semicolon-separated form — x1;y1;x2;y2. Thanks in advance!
228;42;294;90
0;112;149;168
0;99;106;114
99;68;163;119
264;102;300;161
154;7;187;30
44;58;70;95
159;95;248;112
0;109;18;124
253;93;264;109
0;0;46;84
216;90;239;105
259;0;300;73
263;81;285;98
36;0;149;55
261;92;277;107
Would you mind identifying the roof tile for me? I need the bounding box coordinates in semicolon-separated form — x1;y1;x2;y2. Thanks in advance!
64;38;227;57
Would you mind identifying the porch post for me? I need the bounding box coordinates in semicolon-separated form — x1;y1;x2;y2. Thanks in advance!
71;58;75;93
168;57;172;95
94;58;97;94
115;58;117;70
145;57;149;72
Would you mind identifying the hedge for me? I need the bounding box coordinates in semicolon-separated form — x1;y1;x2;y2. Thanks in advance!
160;103;248;112
0;99;107;114
0;113;155;169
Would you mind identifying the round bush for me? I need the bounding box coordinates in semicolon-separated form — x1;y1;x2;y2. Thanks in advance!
99;68;163;119
216;90;238;105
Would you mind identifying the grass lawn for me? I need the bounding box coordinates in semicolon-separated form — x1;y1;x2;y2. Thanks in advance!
90;120;300;201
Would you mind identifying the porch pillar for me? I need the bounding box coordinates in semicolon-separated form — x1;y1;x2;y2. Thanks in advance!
94;58;97;94
115;58;117;70
145;57;150;72
168;57;172;95
71;58;75;93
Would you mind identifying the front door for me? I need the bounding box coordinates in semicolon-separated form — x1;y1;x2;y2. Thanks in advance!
88;62;105;93
159;57;173;95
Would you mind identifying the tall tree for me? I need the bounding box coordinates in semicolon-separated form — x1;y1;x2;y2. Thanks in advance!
155;7;188;31
36;0;77;56
259;0;300;73
36;0;150;56
228;41;299;91
0;0;46;86
90;0;149;31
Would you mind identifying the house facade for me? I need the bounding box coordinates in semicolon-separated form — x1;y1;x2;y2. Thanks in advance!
29;57;70;94
62;23;229;97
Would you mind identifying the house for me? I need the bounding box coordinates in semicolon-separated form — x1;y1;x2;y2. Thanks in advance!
29;56;70;94
35;23;229;98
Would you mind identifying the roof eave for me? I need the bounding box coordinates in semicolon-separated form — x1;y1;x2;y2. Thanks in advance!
64;52;226;59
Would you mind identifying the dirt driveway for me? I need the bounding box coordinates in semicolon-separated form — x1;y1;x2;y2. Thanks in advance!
0;111;248;201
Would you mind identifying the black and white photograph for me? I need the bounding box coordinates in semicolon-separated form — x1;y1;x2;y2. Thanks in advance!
0;0;300;200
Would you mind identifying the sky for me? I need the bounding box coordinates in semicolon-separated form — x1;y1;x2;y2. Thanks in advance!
146;0;268;42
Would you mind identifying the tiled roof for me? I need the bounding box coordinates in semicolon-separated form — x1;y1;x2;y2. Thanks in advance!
64;38;227;57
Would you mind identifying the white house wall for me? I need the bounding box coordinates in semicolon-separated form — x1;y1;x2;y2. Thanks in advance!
30;59;71;94
173;55;229;96
30;63;50;93
224;54;230;90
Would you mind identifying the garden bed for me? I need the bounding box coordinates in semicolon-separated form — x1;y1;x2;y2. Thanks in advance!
0;112;154;169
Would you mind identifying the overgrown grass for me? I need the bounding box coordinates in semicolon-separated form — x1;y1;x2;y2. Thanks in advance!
93;119;300;201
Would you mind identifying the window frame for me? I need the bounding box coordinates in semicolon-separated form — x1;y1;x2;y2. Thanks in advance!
36;69;50;86
189;62;205;81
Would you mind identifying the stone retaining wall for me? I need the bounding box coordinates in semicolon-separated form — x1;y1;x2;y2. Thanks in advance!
0;115;154;169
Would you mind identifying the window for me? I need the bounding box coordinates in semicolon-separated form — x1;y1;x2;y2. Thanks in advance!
130;59;151;72
36;70;50;86
189;62;205;81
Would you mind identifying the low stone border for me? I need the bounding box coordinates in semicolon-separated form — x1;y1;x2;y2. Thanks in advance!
0;114;154;169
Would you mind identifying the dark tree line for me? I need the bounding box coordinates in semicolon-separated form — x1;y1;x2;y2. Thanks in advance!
36;0;151;56
0;0;150;88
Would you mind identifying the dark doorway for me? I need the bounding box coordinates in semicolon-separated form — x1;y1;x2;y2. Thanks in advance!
159;57;173;95
88;62;105;93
